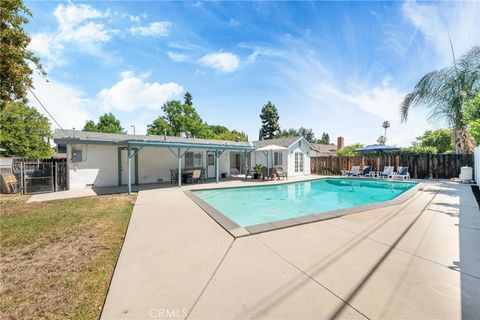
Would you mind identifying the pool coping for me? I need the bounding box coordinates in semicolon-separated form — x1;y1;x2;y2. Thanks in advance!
184;177;425;238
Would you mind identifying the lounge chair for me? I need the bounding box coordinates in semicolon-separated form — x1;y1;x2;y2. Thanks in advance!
394;167;410;180
276;166;288;180
170;169;177;184
378;166;394;179
346;166;361;176
359;166;371;177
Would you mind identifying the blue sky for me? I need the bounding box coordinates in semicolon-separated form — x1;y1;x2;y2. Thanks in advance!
26;1;480;146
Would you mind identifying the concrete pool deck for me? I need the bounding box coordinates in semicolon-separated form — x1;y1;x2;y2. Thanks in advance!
101;178;480;319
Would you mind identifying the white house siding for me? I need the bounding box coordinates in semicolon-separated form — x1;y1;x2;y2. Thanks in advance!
250;150;289;172
474;146;479;184
67;144;118;189
67;144;234;189
137;147;177;184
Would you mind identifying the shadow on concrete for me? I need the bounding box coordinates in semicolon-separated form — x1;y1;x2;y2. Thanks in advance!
233;192;428;319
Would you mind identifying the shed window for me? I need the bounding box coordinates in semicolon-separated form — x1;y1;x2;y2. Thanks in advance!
185;152;203;168
273;152;283;166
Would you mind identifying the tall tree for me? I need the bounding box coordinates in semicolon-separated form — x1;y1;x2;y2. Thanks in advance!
259;101;280;140
400;46;480;153
376;135;387;145
412;129;454;153
382;121;390;137
1;0;45;110
464;93;480;145
83;113;125;134
0;102;52;158
147;93;213;138
318;132;330;144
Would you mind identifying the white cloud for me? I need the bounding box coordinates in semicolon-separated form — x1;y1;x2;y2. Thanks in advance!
98;72;184;111
129;21;172;36
167;51;188;62
199;52;240;72
402;1;480;64
29;3;116;69
28;73;94;130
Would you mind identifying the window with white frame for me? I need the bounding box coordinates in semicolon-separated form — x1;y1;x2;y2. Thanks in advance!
295;152;304;173
185;152;203;168
273;152;283;166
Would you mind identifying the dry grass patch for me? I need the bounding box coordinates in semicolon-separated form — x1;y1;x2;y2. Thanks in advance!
0;194;136;319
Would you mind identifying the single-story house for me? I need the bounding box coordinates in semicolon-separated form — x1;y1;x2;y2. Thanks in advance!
311;143;338;156
251;136;314;177
53;130;315;191
53;130;255;190
311;136;345;156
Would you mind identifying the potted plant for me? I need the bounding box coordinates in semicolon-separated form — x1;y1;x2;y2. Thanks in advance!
253;164;263;179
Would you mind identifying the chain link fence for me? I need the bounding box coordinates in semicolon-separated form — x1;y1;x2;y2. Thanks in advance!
1;159;68;194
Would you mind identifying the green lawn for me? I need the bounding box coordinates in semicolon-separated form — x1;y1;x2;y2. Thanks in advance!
0;194;136;320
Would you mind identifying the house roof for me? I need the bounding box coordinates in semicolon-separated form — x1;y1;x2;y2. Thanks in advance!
252;136;314;150
314;143;337;153
53;129;253;149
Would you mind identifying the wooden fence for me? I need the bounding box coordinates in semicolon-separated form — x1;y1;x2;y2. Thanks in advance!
310;154;474;179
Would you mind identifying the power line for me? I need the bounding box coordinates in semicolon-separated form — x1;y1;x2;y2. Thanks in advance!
344;122;430;141
28;87;72;138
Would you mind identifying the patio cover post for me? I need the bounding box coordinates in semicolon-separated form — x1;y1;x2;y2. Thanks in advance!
178;147;182;187
127;144;132;195
215;149;219;183
244;150;248;181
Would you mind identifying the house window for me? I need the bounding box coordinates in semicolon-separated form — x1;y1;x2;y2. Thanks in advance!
185;152;203;168
295;152;304;173
273;152;283;166
207;153;215;166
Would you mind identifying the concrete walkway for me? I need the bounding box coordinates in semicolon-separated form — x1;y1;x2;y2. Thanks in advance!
101;180;480;319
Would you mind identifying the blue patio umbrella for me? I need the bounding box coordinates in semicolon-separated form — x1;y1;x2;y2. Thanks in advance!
356;144;400;153
356;144;400;167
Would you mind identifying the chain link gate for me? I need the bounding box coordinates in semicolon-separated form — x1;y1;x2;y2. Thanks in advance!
1;159;68;194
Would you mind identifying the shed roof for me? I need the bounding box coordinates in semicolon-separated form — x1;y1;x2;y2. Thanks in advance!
252;136;314;150
53;129;253;149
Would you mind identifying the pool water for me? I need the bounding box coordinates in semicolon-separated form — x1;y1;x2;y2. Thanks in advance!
194;178;417;227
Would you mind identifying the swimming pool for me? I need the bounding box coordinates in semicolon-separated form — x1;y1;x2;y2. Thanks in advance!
192;178;417;228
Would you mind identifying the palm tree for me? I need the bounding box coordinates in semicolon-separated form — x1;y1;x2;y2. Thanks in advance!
382;121;390;138
400;46;480;153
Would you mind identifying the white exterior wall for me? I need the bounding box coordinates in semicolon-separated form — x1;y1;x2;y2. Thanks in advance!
251;150;289;172
67;144;235;189
287;140;311;177
67;144;118;189
474;146;479;184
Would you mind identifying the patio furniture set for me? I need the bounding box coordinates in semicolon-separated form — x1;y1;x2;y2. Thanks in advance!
260;166;288;181
170;168;206;184
341;166;410;180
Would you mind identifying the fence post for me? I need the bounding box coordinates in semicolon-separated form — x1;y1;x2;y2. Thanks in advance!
54;163;58;192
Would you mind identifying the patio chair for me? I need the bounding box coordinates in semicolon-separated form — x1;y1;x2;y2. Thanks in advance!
198;168;206;182
261;167;269;180
276;166;288;180
394;167;410;180
359;166;371;177
170;169;177;184
346;166;361;176
378;166;394;179
269;168;277;180
187;169;202;183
